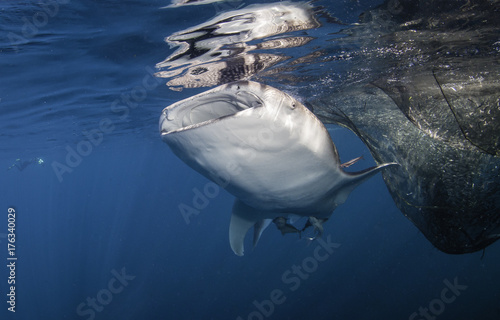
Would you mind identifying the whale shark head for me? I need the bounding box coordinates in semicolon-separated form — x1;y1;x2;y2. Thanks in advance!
160;81;397;255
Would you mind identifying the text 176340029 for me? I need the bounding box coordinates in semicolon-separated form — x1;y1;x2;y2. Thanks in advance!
7;207;17;313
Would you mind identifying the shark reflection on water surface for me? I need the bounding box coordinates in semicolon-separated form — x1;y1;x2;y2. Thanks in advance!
155;1;320;91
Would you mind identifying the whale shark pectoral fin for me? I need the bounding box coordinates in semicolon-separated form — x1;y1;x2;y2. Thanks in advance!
229;200;254;256
253;219;273;248
229;199;273;256
335;162;399;205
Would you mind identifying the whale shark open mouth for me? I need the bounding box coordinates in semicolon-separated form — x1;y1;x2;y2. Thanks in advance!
160;90;264;135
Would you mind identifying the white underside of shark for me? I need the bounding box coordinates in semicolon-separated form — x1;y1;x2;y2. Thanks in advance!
160;81;397;255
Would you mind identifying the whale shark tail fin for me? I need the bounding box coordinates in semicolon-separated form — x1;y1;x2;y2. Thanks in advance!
335;162;399;206
229;200;274;256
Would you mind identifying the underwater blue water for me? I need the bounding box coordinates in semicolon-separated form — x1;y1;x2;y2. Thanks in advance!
1;0;499;319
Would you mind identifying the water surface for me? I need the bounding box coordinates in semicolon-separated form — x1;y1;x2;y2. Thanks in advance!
1;1;499;319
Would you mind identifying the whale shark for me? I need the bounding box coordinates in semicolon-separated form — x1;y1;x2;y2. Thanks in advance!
160;81;397;255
